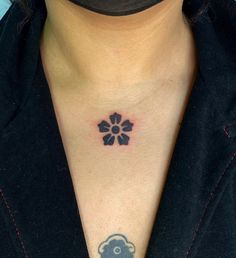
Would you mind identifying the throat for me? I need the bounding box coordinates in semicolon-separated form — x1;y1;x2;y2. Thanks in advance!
40;0;194;96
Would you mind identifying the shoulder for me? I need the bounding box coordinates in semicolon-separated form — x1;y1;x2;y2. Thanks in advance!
184;0;236;93
0;2;45;131
0;3;19;131
208;1;236;62
184;0;236;51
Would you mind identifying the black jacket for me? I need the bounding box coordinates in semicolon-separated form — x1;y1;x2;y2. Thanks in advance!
0;1;236;257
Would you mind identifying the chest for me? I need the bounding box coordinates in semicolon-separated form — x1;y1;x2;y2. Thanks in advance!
52;108;186;258
64;137;175;258
48;79;193;258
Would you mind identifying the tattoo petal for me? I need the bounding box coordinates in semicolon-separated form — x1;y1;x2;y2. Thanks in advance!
98;120;110;132
121;120;133;132
117;133;130;145
103;134;115;145
110;112;121;124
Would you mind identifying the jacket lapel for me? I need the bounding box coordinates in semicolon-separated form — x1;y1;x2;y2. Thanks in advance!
0;1;236;258
146;2;236;257
0;3;90;257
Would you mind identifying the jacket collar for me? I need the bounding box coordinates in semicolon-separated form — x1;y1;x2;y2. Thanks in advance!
0;1;236;257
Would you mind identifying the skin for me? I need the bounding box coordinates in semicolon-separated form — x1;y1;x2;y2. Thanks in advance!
39;1;198;257
40;0;197;109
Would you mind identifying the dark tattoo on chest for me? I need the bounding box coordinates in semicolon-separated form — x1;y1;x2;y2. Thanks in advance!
97;112;134;145
98;234;135;257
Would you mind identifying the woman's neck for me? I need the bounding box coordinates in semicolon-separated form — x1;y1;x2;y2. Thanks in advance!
40;0;197;103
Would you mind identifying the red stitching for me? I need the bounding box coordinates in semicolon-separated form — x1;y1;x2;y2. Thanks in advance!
184;151;236;258
224;121;236;138
0;189;29;258
223;126;231;138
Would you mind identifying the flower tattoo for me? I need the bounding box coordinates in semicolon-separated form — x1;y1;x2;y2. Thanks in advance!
97;112;134;145
98;234;135;257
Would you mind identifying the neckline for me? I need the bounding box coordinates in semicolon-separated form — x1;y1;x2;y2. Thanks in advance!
37;33;204;257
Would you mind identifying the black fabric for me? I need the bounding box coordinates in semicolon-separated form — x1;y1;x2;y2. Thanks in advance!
68;0;163;16
0;1;236;257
